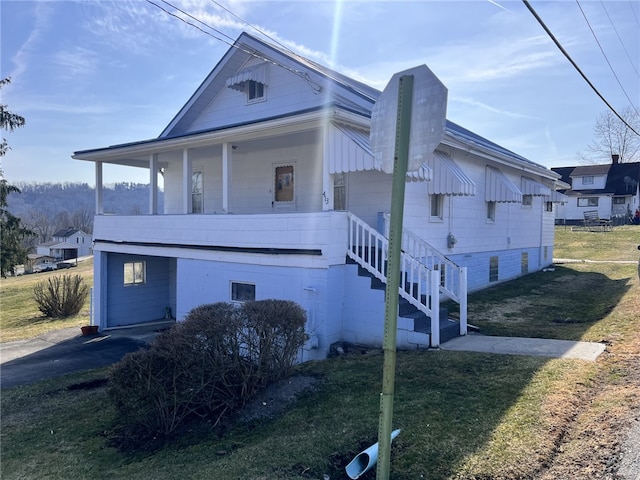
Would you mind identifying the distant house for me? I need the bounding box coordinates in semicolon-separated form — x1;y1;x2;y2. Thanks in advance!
72;32;566;360
552;156;640;224
36;228;93;260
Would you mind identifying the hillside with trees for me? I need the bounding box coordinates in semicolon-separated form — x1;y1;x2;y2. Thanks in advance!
7;182;164;248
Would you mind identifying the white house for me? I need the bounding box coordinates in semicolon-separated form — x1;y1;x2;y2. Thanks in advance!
552;156;640;225
73;33;565;360
36;228;93;260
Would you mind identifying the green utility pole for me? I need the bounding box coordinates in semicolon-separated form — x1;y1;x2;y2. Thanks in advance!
376;74;414;480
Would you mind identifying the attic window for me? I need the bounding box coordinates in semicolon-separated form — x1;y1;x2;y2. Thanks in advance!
246;80;265;103
226;64;268;103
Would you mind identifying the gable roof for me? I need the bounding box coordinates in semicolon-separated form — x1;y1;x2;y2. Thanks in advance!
75;31;557;181
52;228;82;238
160;32;379;139
552;162;640;195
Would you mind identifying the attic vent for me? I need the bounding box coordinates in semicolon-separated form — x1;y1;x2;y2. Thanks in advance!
226;64;268;92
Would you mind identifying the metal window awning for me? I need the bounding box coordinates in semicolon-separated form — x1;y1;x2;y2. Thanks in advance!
421;151;475;195
226;64;269;92
521;177;552;196
549;191;569;203
328;122;434;181
486;166;522;202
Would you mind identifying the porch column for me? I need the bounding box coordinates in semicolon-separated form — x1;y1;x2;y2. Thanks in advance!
95;161;104;215
222;143;232;213
149;153;159;215
182;148;192;214
321;123;332;210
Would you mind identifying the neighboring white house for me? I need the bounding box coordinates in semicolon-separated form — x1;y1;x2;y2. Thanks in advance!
552;156;640;225
36;228;93;260
73;32;565;360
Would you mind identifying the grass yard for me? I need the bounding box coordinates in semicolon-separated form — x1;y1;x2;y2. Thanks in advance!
0;258;93;342
1;227;639;479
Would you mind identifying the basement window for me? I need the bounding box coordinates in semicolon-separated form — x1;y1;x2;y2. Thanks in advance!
124;261;145;285
231;282;255;303
489;256;499;282
521;252;529;274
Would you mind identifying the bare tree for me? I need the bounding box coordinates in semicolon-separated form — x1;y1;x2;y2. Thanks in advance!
25;208;57;244
581;106;640;164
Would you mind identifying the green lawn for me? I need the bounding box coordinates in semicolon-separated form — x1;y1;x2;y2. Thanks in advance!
0;258;93;342
1;228;639;479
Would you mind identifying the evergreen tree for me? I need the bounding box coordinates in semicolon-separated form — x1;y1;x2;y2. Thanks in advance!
1;78;33;277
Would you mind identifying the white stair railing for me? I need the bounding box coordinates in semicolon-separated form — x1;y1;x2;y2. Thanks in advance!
347;213;442;345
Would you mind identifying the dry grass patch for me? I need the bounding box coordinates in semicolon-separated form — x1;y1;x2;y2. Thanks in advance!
0;258;93;342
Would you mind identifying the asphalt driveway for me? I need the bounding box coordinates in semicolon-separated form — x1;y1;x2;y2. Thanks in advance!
0;323;170;389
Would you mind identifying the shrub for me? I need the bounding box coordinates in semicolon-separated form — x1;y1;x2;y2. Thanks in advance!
108;300;307;438
33;274;89;318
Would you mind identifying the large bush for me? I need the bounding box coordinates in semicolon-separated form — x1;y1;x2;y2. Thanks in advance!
108;300;307;437
33;274;89;318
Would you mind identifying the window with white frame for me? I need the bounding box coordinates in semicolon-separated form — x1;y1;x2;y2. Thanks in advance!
613;197;626;205
545;201;553;212
430;194;444;220
577;197;598;207
192;168;203;214
333;172;347;210
489;256;499;282
487;201;496;222
231;282;255;303
124;261;145;285
582;175;594;185
522;195;533;207
246;80;265;103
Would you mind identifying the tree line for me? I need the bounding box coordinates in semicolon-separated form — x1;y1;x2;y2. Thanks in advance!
7;181;164;247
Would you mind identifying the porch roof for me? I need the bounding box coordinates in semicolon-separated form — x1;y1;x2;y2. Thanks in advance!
485;166;523;203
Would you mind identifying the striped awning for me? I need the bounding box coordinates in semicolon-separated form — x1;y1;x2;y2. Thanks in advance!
549;191;569;203
328;123;376;173
521;177;552;196
226;64;269;92
486;166;522;202
328;122;433;181
420;151;475;195
406;163;433;182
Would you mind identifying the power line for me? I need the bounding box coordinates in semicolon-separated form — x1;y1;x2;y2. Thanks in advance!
144;0;321;93
600;0;640;80
576;0;639;114
522;0;640;137
208;0;295;55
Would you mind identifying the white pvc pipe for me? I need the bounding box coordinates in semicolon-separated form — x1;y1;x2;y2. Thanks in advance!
345;429;401;479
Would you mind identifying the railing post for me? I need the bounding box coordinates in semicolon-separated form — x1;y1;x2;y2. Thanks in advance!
459;267;468;336
430;269;440;347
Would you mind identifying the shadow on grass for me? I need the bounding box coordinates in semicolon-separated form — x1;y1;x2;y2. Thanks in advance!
458;265;633;340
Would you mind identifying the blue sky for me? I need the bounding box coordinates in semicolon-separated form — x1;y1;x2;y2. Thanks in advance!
1;0;638;185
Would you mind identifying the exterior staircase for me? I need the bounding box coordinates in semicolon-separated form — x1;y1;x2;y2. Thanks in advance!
346;213;467;347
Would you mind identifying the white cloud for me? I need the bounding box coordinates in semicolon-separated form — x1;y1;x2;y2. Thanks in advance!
53;46;99;78
451;96;537;120
6;2;51;83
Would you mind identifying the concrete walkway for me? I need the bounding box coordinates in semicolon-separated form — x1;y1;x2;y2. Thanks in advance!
441;334;606;361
